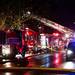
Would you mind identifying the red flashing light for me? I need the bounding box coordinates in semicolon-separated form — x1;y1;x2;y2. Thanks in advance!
27;41;34;45
53;32;59;36
26;31;33;35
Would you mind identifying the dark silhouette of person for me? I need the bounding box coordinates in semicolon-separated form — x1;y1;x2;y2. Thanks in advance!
21;44;28;57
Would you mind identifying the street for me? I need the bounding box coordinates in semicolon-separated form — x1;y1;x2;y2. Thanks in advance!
0;53;75;75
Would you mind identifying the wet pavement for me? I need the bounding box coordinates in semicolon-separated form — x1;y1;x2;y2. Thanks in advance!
0;53;75;75
27;54;52;67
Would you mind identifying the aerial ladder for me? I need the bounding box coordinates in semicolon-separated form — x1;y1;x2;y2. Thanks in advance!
29;14;74;38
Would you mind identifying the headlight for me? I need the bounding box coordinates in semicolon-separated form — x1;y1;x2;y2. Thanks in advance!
67;50;73;55
62;62;75;69
15;54;23;59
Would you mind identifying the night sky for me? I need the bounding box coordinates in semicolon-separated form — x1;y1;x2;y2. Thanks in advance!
0;0;75;30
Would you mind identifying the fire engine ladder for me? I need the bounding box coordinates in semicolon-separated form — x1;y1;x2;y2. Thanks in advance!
30;14;74;37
